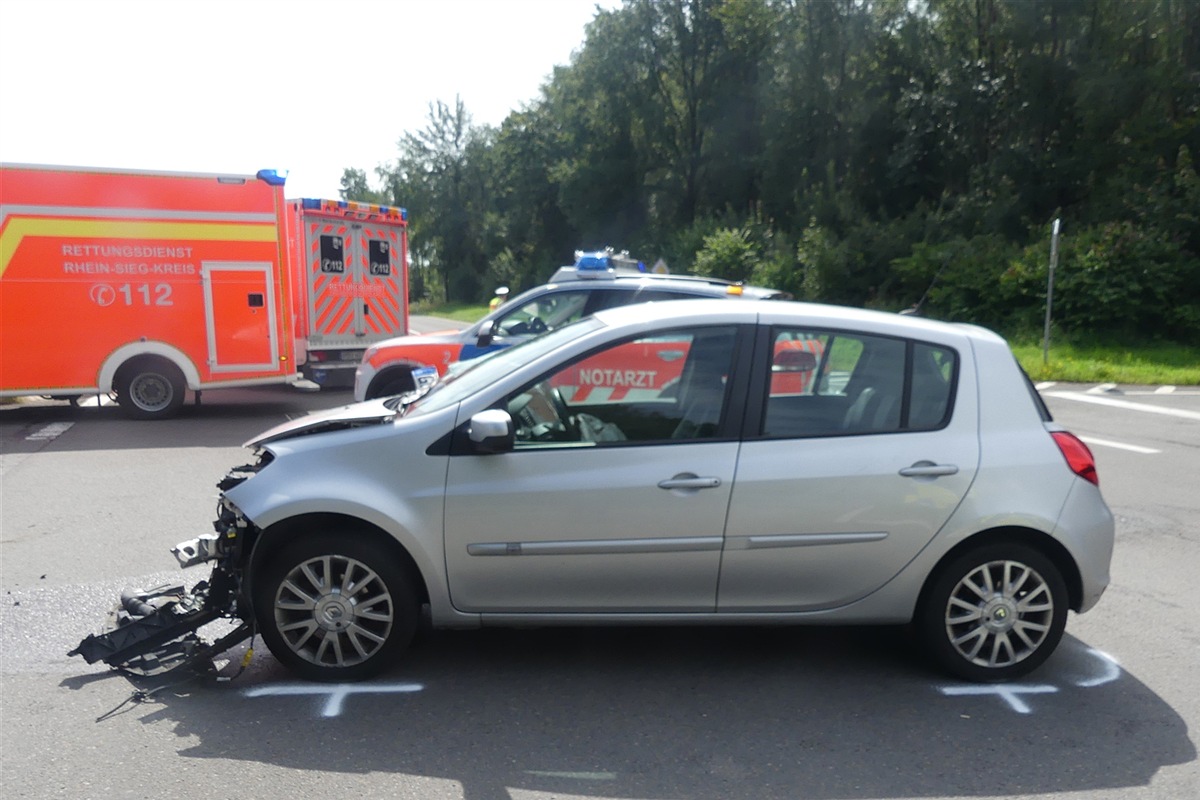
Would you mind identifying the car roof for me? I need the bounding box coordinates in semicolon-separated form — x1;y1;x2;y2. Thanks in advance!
547;266;789;300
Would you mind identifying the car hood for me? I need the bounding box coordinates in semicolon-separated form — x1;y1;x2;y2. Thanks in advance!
245;398;398;447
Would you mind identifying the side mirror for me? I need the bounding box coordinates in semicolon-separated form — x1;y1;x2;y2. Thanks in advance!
476;319;495;348
468;409;514;453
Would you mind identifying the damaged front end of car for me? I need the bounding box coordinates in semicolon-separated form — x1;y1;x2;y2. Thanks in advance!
68;459;268;678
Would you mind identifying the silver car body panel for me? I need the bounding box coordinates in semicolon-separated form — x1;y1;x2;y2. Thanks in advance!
223;405;466;626
444;440;738;612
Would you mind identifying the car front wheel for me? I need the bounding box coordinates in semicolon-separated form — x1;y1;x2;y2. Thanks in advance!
917;543;1068;682
254;532;418;682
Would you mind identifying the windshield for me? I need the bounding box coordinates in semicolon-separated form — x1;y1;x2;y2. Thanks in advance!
402;316;607;417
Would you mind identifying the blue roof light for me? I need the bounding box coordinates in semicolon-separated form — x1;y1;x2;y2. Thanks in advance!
256;169;288;186
575;250;612;271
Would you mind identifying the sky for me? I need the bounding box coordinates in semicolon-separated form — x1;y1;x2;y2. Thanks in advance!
0;0;612;200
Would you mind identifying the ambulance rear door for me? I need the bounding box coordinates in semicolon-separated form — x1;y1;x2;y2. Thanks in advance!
302;212;404;350
353;220;405;341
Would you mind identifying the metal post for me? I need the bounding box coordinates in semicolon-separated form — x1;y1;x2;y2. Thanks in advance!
1043;218;1061;365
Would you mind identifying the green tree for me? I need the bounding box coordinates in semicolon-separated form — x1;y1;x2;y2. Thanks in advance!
338;168;384;203
378;98;496;302
346;0;1199;342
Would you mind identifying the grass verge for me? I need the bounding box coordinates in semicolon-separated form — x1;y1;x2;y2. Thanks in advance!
410;302;489;323
1011;340;1200;386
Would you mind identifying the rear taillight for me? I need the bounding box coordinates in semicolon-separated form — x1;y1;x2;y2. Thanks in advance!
1051;431;1099;486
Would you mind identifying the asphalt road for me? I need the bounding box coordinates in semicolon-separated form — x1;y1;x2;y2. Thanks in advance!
1;382;1197;800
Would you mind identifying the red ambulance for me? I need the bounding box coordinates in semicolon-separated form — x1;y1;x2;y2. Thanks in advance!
0;164;408;418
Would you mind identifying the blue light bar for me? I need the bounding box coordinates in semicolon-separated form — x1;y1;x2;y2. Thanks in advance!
298;198;407;221
575;250;612;270
256;169;289;186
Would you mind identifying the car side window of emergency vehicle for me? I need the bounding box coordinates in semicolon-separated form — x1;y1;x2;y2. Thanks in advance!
491;290;593;339
502;326;742;447
489;287;706;342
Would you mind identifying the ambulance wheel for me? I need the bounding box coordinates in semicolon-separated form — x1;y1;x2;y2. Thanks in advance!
253;530;418;682
114;358;186;420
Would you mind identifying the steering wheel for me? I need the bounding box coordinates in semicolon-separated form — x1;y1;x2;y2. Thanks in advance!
548;385;570;424
532;382;572;432
527;317;547;334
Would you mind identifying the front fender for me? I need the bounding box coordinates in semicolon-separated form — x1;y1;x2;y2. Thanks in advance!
223;409;473;627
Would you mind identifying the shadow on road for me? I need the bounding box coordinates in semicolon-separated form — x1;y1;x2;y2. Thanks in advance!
68;625;1196;800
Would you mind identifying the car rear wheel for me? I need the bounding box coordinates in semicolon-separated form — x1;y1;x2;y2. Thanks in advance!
917;543;1068;682
254;532;418;682
114;358;186;419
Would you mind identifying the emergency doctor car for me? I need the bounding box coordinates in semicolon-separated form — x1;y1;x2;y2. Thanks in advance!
353;249;789;401
72;298;1114;686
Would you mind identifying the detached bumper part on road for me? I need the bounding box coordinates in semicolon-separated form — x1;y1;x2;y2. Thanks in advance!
68;502;256;678
67;578;249;676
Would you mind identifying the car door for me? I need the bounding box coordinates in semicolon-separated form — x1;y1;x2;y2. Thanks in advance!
443;325;746;613
718;325;980;611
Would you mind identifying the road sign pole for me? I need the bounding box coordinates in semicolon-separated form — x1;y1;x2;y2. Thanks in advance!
1043;218;1061;366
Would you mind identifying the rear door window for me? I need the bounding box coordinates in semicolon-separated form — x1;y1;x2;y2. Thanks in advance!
760;328;956;438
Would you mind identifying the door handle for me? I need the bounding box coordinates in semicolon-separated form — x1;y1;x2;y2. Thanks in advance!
658;475;722;490
899;462;959;478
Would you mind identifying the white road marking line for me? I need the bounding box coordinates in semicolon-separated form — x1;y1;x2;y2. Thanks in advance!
1079;436;1160;454
938;684;1058;714
1036;381;1057;390
1122;390;1200;396
25;422;75;441
936;649;1123;715
1074;648;1121;688
1043;391;1200;421
1086;383;1118;394
243;682;424;718
1154;385;1176;394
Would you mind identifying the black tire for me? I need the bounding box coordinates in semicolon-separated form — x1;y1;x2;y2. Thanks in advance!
114;358;186;419
253;530;418;682
917;543;1068;682
365;369;416;401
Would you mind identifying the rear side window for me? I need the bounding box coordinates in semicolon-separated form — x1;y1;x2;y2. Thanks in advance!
761;328;957;438
1018;359;1054;422
909;342;955;429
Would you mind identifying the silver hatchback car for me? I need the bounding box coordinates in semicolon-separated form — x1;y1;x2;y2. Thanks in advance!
73;300;1114;684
